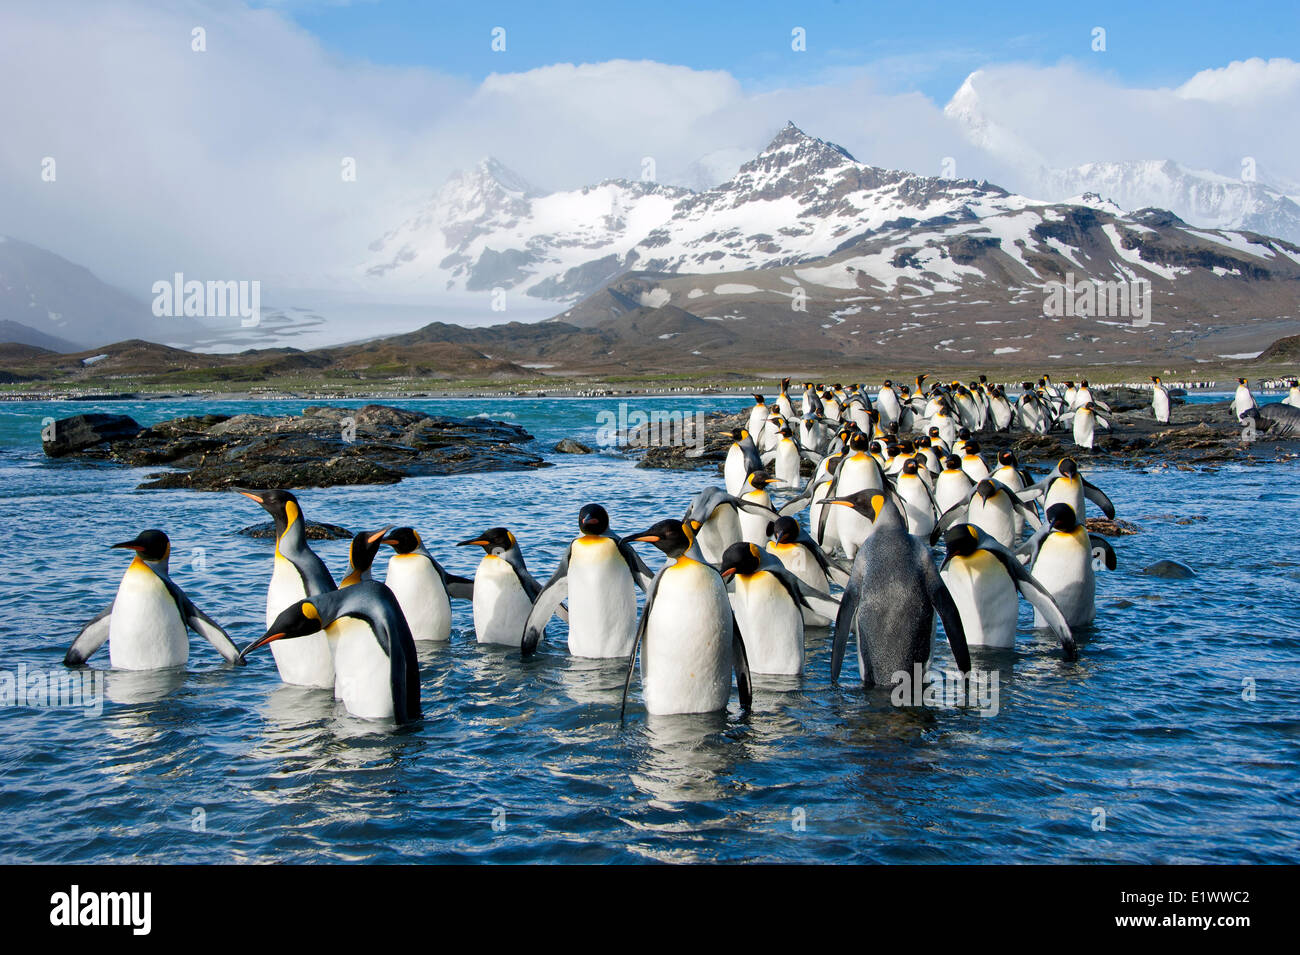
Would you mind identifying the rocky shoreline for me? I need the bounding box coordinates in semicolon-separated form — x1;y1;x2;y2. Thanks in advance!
42;403;547;490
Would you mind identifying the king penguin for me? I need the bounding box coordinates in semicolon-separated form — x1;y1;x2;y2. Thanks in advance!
340;526;393;587
719;542;836;676
1019;457;1116;521
1017;503;1116;629
1151;375;1171;424
458;527;546;647
65;529;241;670
238;489;337;688
827;492;970;687
724;428;765;496
939;524;1075;656
522;504;652;658
380;527;473;642
620;519;751;717
239;582;420;722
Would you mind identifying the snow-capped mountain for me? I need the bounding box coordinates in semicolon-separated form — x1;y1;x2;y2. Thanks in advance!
1040;160;1300;244
365;159;690;300
363;123;1036;302
944;73;1300;244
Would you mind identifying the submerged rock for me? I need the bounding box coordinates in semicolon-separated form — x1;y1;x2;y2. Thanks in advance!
1141;559;1196;579
554;438;594;454
43;404;546;490
238;520;353;540
1086;518;1141;536
41;413;143;457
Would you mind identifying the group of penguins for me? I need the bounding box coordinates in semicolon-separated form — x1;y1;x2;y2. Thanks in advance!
62;374;1134;725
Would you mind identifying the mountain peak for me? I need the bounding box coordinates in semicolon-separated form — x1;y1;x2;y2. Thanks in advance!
760;122;856;162
469;156;536;197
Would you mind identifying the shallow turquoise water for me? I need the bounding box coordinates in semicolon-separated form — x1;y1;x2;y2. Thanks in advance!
0;394;1296;863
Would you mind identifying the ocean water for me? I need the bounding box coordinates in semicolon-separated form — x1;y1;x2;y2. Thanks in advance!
0;394;1296;864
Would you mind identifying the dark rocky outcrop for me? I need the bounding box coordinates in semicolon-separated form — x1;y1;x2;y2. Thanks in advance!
238;520;353;540
41;413;143;457
43;404;546;490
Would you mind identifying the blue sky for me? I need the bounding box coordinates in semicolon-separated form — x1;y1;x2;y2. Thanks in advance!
276;0;1298;103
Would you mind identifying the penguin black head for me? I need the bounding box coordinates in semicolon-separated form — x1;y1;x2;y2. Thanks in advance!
829;490;890;522
958;427;972;440
343;526;393;586
901;458;921;476
770;515;800;544
974;479;998;501
731;428;748;442
1046;503;1079;531
578;503;610;536
778;427;793;439
944;454;962;470
458;527;517;555
381;527;422;554
112;529;170;562
964;440;981;455
625;519;694;559
1058;457;1079;477
1238;377;1248;385
1151;375;1160;384
943;523;981;558
746;470;775;490
753;394;766;405
719;541;763;580
885;443;901;458
928;426;941;439
849;433;871;451
237;488;303;535
239;598;326;663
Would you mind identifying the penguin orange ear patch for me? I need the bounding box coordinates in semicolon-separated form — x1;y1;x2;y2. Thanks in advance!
301;602;319;620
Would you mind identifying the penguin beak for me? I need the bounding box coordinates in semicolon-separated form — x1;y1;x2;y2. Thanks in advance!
367;525;394;546
235;489;264;505
720;567;737;580
110;539;146;552
236;631;286;663
457;536;488;548
624;528;661;544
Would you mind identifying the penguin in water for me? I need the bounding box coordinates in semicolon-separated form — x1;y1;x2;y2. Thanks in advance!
64;529;240;670
939;524;1075;656
1151;375;1172;424
737;470;781;545
1017;503;1116;629
1019;457;1116;521
380;527;474;642
340;526;393;587
765;515;850;595
890;457;940;538
457;528;548;647
934;454;975;515
718;542;837;676
522;504;652;659
620;520;751;717
933;478;1041;550
238;489;337;688
238;582;420;723
826;492;970;686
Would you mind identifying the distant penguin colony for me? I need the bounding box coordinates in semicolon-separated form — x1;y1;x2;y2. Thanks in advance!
66;372;1172;724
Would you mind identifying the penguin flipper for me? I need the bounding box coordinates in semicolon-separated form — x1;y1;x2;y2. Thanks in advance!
616;537;654;592
187;602;242;665
992;548;1076;658
521;555;570;656
929;500;968;547
928;575;971;673
1082;480;1116;519
1088;534;1118;570
730;612;752;710
444;574;474;600
620;569;662;720
830;576;859;684
65;602;113;666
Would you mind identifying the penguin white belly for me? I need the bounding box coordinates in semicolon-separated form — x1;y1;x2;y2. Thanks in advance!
108;563;188;670
566;538;637;658
935;474;971;515
1033;535;1096;628
385;555;451;642
1152;389;1170;423
738;491;772;545
696;505;741;565
774;442;800;487
266;555;335;688
810;488;838;550
942;552;1019;649
1044;478;1086;519
724;446;747;496
767;542;828;592
897;479;935;537
641;561;733;715
968;497;1017;549
1073;413;1097;449
962;459;990;482
992;468;1027;535
330;617;394;720
472;556;532;646
730;573;804;675
747;407;769;438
